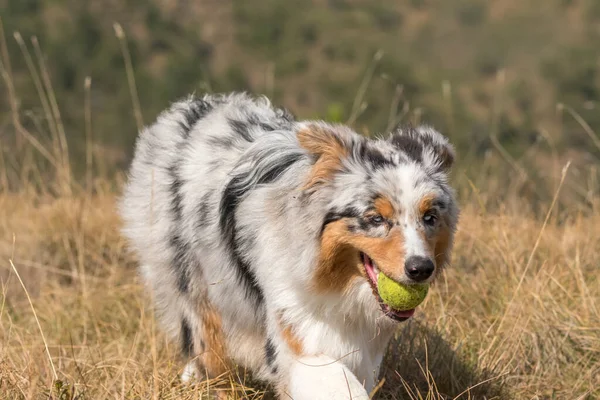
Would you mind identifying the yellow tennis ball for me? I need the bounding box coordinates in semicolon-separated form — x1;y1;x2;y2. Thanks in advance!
377;273;429;310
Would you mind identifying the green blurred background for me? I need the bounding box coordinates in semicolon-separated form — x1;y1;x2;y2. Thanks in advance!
1;0;600;205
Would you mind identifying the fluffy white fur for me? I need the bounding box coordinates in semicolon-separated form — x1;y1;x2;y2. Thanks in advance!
119;92;458;398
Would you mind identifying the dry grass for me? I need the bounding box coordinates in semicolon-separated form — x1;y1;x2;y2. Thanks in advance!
1;183;599;399
1;18;599;400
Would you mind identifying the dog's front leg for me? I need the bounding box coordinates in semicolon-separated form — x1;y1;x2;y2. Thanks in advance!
276;354;370;400
264;309;370;399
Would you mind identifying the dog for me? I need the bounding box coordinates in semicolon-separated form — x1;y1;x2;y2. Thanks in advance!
119;92;459;399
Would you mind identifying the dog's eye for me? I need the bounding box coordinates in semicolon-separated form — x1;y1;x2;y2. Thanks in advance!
369;215;385;224
423;213;437;226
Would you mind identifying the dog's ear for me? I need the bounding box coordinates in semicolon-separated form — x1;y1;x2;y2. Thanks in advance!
388;125;455;173
297;124;352;189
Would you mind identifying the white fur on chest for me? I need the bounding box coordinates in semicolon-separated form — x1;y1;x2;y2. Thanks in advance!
300;318;392;390
278;285;396;392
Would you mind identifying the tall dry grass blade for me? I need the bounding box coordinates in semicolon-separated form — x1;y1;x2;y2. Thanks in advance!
0;17;13;90
442;80;454;137
18;145;35;188
295;349;360;367
489;69;526;180
452;373;507;399
397;371;419;400
537;127;561;194
0;17;20;151
411;107;423;126
490;126;528;181
369;377;385;399
113;23;144;132
0;145;8;191
8;257;58;382
265;62;275;100
347;50;383;126
13;32;60;160
466;178;487;214
385;85;404;132
84;77;94;194
31;36;71;194
558;103;600;152
150;299;159;399
0;236;16;322
341;369;353;400
12;259;102;283
0;58;58;169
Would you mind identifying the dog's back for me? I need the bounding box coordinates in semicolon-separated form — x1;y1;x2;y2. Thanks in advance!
120;93;301;375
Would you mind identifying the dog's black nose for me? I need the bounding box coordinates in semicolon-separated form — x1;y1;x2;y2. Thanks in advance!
404;256;435;282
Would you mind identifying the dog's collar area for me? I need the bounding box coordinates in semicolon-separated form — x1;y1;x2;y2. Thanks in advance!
361;252;416;322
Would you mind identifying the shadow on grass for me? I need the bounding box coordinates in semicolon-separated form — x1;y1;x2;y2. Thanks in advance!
377;319;507;399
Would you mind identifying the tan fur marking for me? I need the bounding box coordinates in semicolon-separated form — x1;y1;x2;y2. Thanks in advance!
314;220;406;291
418;223;451;271
419;228;434;257
278;316;303;356
374;196;395;220
347;228;405;281
313;221;363;292
198;299;229;378
434;223;451;268
297;125;348;189
418;194;437;216
418;194;452;268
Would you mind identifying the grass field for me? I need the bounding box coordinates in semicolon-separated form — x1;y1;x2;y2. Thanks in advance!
2;177;599;399
1;21;600;400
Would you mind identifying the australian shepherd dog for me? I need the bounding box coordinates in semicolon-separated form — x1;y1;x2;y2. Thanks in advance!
119;93;459;399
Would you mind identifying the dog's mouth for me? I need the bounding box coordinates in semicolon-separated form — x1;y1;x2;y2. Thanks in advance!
361;252;415;322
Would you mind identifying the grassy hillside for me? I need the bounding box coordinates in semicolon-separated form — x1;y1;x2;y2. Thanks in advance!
1;146;598;399
1;1;600;399
2;0;600;167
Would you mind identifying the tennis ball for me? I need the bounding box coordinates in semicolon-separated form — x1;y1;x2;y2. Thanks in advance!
377;273;429;310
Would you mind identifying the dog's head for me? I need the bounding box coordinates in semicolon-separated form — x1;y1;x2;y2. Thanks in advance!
298;123;459;322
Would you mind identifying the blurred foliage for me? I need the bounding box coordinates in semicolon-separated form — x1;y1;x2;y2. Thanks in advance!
1;0;600;173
